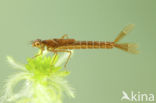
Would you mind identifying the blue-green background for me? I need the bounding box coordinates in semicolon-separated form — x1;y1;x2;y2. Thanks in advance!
0;0;156;103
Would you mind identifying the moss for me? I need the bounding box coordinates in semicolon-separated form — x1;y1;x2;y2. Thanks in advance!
0;51;74;103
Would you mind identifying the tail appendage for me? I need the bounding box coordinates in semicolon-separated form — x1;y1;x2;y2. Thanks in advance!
114;24;139;54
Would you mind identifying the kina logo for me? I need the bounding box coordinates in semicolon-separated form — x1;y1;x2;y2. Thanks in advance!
121;91;154;102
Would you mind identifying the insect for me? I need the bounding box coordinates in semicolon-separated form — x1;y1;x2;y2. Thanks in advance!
32;24;138;67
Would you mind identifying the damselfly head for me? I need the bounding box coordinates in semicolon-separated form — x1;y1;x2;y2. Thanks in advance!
32;39;42;48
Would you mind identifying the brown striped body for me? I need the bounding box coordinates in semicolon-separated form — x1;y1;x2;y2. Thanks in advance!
73;41;114;49
42;39;114;50
32;24;138;68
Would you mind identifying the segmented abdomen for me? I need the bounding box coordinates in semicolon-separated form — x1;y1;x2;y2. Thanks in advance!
56;41;114;49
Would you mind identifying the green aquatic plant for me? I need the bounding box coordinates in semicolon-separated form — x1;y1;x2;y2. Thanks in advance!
0;50;74;103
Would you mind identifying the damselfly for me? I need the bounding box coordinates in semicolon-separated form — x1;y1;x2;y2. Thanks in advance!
32;24;138;67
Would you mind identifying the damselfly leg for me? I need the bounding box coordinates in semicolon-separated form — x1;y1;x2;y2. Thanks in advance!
32;48;44;58
61;34;69;39
51;49;72;68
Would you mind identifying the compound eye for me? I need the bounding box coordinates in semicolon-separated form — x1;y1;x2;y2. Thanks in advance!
35;42;40;46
